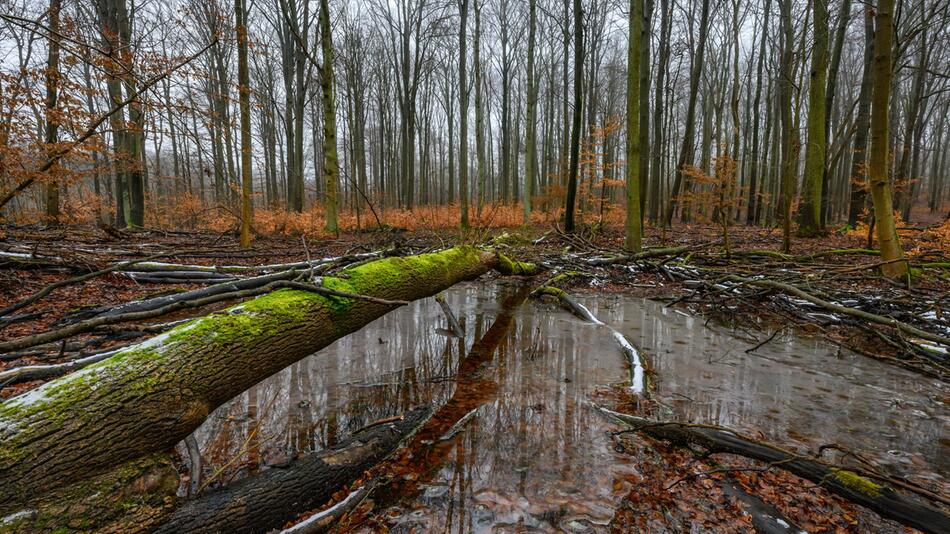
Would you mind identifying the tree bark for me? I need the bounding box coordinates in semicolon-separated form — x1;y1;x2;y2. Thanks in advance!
798;0;829;235
0;247;509;512
847;7;875;228
319;0;340;234
459;0;470;228
625;0;642;252
867;0;907;278
43;0;61;223
523;0;538;224
237;0;253;247
564;0;584;232
153;407;432;534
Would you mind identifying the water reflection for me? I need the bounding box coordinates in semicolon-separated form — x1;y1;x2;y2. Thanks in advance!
581;295;949;486
178;285;948;532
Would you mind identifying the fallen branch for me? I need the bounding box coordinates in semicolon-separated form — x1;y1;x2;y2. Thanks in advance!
596;406;950;534
719;274;950;348
0;251;199;318
586;245;696;266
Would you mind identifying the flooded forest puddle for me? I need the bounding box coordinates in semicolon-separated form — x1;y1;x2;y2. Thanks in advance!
178;282;949;532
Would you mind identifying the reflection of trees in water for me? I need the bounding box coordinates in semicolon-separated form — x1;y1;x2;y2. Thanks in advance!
185;286;478;484
416;293;630;533
582;295;947;483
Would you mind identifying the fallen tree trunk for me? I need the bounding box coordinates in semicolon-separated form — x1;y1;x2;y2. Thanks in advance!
0;247;520;512
152;406;432;534
597;407;950;534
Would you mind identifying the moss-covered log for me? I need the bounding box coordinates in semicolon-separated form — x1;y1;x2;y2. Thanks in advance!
0;247;502;512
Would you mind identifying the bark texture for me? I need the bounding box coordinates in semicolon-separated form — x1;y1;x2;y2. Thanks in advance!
0;247;499;512
153;407;432;534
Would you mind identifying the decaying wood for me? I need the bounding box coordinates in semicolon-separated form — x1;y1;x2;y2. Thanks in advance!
718;274;950;348
0;251;198;318
152;406;432;534
586;244;696;266
597;407;950;534
0;247;508;512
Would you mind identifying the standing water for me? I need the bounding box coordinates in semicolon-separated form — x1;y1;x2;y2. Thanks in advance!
178;283;948;532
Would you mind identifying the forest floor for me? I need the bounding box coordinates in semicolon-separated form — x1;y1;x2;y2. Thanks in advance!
1;220;948;532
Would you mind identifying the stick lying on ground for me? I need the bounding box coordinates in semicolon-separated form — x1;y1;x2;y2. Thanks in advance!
0;251;200;318
152;406;432;534
0;247;535;514
718;274;950;348
595;406;950;534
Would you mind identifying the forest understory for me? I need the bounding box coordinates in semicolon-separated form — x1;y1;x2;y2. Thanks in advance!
1;219;948;533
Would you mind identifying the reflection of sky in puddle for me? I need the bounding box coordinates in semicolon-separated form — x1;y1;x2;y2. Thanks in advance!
179;283;949;531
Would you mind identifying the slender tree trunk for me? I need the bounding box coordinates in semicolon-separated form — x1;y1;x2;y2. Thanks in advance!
319;0;339;234
649;0;671;223
821;0;851;226
43;0;61;223
867;0;906;278
564;0;584;232
237;0;253;247
638;0;651;219
848;7;875;228
747;0;770;225
798;0;829;235
474;0;486;220
459;0;470;228
625;0;642;251
664;0;711;226
779;0;796;252
524;0;538;224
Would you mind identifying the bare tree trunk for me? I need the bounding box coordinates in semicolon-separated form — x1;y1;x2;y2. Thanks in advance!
624;0;642;251
43;0;61;223
867;0;906;277
474;0;486;220
523;0;538;224
798;0;829;235
848;7;875;228
237;0;253;248
746;0;770;225
779;0;796;252
563;0;583;232
649;0;671;223
459;0;470;228
319;0;339;234
665;0;710;226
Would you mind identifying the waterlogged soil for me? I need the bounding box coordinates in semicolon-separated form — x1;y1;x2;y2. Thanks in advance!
177;282;948;532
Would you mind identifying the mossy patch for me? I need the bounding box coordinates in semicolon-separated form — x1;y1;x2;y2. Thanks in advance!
830;468;883;497
496;254;537;276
